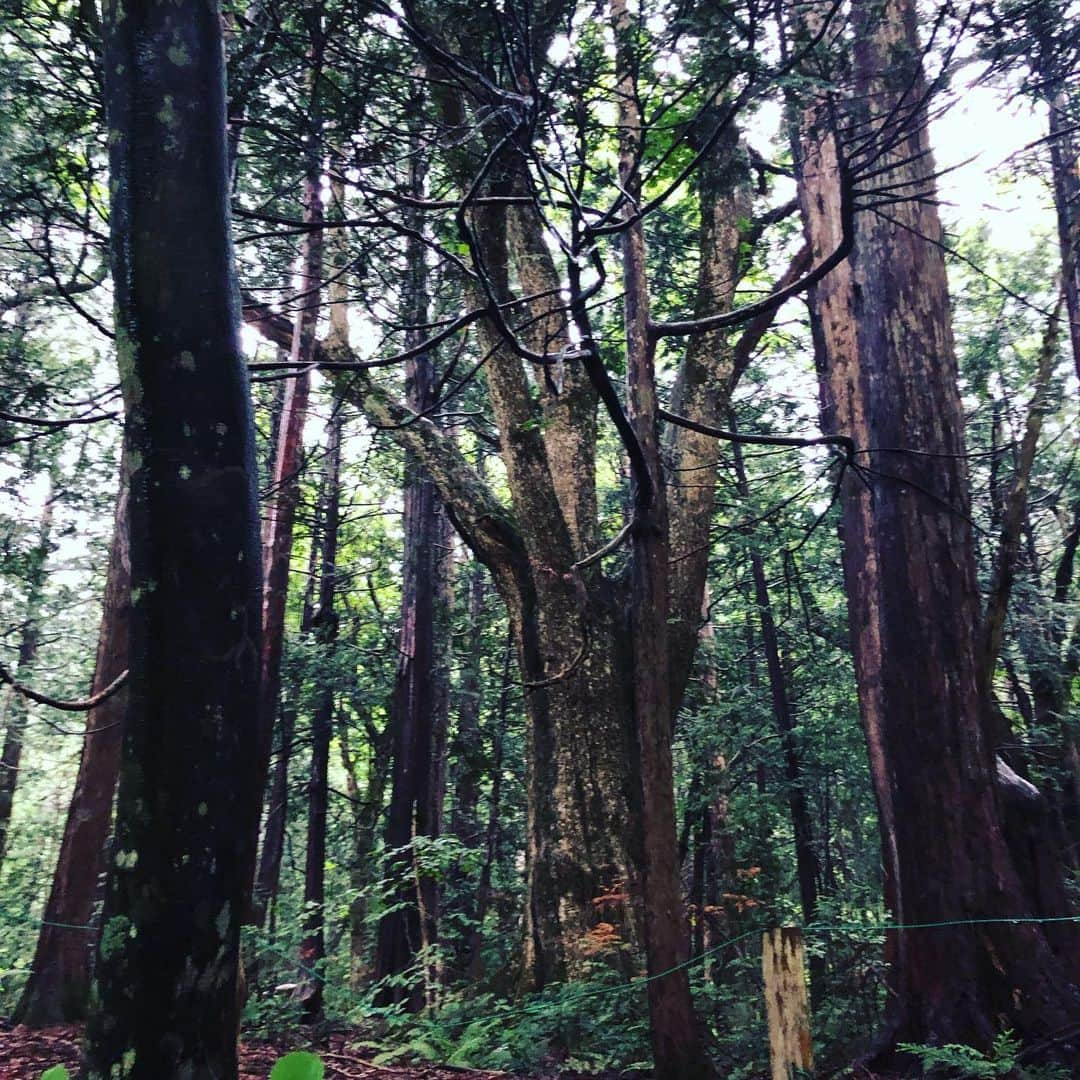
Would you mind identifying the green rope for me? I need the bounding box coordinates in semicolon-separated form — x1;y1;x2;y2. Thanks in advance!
3;905;1078;1032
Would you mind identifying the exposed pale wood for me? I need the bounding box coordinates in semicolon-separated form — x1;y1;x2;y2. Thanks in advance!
762;927;813;1080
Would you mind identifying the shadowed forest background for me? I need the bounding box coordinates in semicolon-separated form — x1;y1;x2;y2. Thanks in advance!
0;0;1079;1077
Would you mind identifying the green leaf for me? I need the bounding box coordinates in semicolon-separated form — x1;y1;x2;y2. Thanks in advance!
41;1068;70;1080
269;1051;325;1080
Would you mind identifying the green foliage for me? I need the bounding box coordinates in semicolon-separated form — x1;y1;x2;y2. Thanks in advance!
269;1051;325;1080
898;1030;1070;1079
360;971;652;1073
39;1068;69;1080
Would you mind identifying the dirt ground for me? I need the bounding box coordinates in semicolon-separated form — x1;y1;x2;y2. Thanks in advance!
0;1023;628;1080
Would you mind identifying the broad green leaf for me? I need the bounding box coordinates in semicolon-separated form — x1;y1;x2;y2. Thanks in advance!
41;1068;71;1080
269;1051;324;1080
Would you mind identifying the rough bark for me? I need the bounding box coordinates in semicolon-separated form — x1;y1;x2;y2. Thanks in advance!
16;473;129;1026
86;4;263;1075
792;0;1080;1053
433;63;640;989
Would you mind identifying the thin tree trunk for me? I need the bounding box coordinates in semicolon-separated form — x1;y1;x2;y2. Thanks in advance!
730;429;820;923
252;465;324;933
16;473;129;1025
340;712;391;990
450;561;487;846
297;406;342;1022
1045;89;1080;379
248;17;325;909
612;1;710;1074
0;477;54;872
466;636;513;982
87;3;263;1073
373;115;448;1008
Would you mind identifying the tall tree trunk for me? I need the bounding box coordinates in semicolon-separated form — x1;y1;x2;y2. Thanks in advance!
297;406;342;1022
87;3;263;1074
251;459;325;933
0;476;54;872
1045;90;1080;378
16;473;129;1025
612;1;710;1075
248;17;325;907
466;635;513;982
340;712;391;990
792;0;1080;1054
730;429;820;923
450;560;486;846
373;119;449;1008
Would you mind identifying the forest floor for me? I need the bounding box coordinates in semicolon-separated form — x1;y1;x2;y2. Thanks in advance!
0;1023;632;1079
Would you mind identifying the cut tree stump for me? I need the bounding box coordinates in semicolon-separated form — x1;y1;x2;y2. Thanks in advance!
762;927;813;1080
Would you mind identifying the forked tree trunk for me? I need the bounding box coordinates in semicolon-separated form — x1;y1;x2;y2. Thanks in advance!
792;0;1080;1054
16;474;129;1025
87;3;263;1074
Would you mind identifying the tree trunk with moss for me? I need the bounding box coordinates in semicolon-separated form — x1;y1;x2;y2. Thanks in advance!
86;4;263;1075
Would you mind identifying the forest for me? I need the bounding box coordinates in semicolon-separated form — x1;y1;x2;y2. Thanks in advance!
0;0;1078;1077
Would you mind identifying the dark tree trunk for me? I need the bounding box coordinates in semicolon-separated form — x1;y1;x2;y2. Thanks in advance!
249;24;323;908
612;1;710;1074
16;475;129;1026
297;407;342;1022
373;125;448;1008
0;478;54;871
252;463;324;933
792;0;1080;1054
450;561;486;846
340;713;391;989
466;636;512;982
730;430;820;923
1046;90;1080;379
86;4;263;1075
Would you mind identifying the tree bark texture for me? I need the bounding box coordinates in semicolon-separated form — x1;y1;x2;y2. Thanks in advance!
792;0;1080;1051
87;4;263;1075
245;0;753;993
